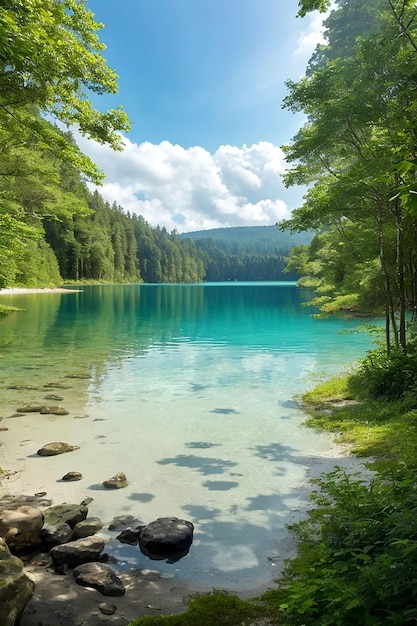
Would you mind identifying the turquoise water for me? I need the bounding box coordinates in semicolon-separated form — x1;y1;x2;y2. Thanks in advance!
0;283;378;591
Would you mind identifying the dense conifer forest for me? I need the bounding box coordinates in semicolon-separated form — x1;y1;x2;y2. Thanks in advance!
181;226;312;281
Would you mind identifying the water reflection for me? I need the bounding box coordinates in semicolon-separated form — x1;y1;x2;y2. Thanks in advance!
0;283;378;590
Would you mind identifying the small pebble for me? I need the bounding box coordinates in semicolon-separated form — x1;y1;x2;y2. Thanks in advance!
98;603;117;615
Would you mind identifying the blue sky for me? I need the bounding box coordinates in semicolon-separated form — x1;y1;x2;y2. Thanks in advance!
79;0;331;232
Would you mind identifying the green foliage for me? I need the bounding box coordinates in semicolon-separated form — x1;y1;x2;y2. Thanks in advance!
263;467;417;625
14;240;62;287
0;0;130;182
128;590;263;626
0;0;132;286
302;375;355;404
282;0;417;351
297;0;331;17
357;344;417;401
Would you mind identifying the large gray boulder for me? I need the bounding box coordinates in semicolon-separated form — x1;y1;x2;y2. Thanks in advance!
73;562;125;596
43;503;88;528
50;535;105;568
40;522;73;549
0;506;44;553
0;538;34;626
72;517;103;540
139;517;194;562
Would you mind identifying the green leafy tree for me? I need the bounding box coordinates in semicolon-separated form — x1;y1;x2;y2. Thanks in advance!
0;0;130;182
297;0;331;17
0;0;131;286
282;0;417;351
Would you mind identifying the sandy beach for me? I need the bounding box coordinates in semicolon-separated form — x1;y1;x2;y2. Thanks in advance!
0;287;81;295
0;286;201;624
0;428;371;625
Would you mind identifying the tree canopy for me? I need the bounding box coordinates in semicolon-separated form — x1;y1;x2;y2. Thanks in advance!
281;0;417;352
0;0;130;182
297;0;331;17
0;0;132;284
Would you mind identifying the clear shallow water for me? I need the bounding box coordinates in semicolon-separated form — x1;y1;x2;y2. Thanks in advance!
0;283;378;591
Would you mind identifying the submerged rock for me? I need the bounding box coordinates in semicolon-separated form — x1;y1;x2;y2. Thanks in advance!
139;517;194;562
103;472;128;489
43;382;72;389
98;602;117;615
108;515;139;530
7;384;38;390
62;471;83;481
116;527;142;545
37;442;80;456
16;404;69;415
39;405;69;415
44;394;64;401
50;536;105;568
40;522;73;548
16;404;43;413
73;562;125;596
72;517;103;540
65;373;90;379
43;503;88;528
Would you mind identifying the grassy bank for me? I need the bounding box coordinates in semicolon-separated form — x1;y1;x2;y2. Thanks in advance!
128;363;417;625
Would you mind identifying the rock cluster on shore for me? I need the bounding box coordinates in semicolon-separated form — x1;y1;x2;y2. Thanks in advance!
0;492;194;626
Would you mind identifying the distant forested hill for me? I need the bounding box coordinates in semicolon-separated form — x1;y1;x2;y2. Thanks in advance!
180;226;313;281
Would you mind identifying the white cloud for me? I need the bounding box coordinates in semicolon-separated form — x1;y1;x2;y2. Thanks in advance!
77;135;291;233
294;3;336;60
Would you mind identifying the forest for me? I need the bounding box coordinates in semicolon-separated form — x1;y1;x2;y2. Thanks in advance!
0;141;308;285
181;226;312;281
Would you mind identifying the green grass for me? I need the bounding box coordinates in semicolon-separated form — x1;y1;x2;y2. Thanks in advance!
128;591;269;625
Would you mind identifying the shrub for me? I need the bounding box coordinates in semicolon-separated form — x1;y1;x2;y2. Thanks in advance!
262;467;417;625
357;345;417;400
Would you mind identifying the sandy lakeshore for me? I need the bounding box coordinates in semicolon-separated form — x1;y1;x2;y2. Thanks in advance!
0;436;371;626
0;286;200;624
0;287;81;295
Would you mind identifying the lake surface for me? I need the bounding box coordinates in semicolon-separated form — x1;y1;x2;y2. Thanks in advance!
0;282;377;591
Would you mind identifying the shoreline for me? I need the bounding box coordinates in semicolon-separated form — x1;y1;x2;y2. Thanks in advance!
1;435;371;625
0;287;82;295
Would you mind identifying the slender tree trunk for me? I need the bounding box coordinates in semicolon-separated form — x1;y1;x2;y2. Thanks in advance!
376;205;397;352
394;196;407;352
409;221;417;323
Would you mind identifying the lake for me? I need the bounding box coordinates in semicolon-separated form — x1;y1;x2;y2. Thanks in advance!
0;282;377;592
